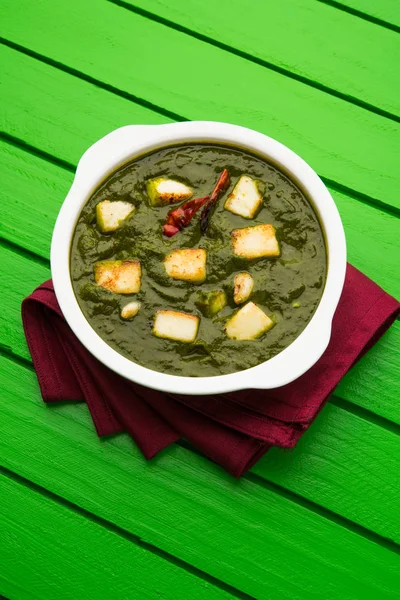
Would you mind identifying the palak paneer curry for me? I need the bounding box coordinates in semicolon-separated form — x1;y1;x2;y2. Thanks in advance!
70;144;326;377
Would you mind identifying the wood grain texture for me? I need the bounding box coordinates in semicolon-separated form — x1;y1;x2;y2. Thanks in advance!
1;244;399;544
122;0;400;117
335;324;400;422
0;244;50;358
1;4;400;209
1;135;400;423
328;0;400;29
0;353;399;599
0;142;72;259
0;473;233;600
0;44;169;166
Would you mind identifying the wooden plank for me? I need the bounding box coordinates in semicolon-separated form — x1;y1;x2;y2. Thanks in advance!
0;473;233;600
1;244;399;542
122;0;400;117
335;324;400;422
1;139;400;424
1;6;400;209
0;142;72;259
0;354;399;599
0;45;168;166
0;244;50;358
255;403;400;538
331;0;400;29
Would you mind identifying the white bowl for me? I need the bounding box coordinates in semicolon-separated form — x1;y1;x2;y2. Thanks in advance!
51;121;346;395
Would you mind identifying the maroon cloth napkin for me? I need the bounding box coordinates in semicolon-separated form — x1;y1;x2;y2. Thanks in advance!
22;264;399;477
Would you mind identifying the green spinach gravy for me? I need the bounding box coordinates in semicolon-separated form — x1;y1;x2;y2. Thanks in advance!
70;144;327;377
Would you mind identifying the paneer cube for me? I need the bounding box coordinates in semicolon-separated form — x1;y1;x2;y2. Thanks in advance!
96;200;135;232
224;175;263;219
195;290;227;317
224;302;273;340
232;224;280;259
120;301;141;320
146;177;193;206
94;260;141;294
164;248;206;283
233;272;254;304
153;310;199;343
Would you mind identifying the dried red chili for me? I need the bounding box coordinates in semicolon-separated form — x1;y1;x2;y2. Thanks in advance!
200;169;230;234
162;169;230;237
162;224;180;237
162;196;210;237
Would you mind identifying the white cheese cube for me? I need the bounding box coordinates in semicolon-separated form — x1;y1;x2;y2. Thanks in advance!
121;301;141;319
96;200;135;232
146;177;193;206
153;310;199;343
224;175;262;218
233;272;254;304
225;302;273;340
232;224;280;259
164;248;206;283
94;260;141;294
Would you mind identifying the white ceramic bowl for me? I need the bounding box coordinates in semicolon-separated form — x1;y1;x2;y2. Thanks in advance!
51;121;346;395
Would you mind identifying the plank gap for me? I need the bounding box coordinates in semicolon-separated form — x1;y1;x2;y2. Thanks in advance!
0;464;256;600
107;0;400;124
1;132;75;173
322;177;400;220
0;236;50;269
316;0;400;34
0;37;188;124
331;397;400;436
0;346;35;372
245;471;400;554
178;439;400;555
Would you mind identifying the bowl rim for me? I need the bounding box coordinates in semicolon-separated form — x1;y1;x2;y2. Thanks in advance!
51;121;346;395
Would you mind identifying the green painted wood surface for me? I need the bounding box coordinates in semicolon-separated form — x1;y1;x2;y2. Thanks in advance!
1;2;400;209
0;243;50;355
123;0;400;117
1;244;400;545
330;0;400;29
336;333;400;423
0;142;71;258
1;0;400;597
0;473;234;600
2;41;399;220
0;354;399;599
0;44;168;165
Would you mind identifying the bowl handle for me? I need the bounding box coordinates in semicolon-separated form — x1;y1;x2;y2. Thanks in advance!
249;318;333;391
74;124;164;183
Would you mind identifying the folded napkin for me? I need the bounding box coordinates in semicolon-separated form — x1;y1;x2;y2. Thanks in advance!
22;264;399;477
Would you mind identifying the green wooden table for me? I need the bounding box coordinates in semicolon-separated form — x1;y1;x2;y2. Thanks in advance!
1;1;399;598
